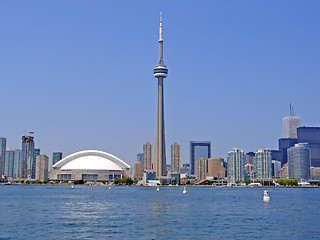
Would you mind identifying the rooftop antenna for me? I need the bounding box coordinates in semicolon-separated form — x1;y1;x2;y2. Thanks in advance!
290;103;295;116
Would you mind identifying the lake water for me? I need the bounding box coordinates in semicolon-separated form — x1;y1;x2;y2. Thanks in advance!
0;186;319;239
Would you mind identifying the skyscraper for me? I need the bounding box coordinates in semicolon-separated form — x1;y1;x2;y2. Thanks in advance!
13;149;21;178
287;143;311;180
32;148;40;179
134;161;144;180
52;152;63;165
253;148;272;180
143;142;152;171
283;104;300;138
297;127;320;167
0;137;7;176
5;149;15;177
153;11;168;179
21;135;35;179
227;148;245;184
171;142;180;173
35;154;49;181
190;141;211;175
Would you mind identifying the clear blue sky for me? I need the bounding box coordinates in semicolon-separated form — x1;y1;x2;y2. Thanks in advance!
1;1;319;167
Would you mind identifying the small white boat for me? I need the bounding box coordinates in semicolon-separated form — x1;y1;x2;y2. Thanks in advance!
263;189;270;202
183;186;187;194
156;186;160;191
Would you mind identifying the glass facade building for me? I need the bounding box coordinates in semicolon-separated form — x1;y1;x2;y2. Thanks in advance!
32;148;40;179
227;148;245;184
287;143;311;180
136;153;144;163
13;149;21;178
253;148;272;180
297;127;320;167
0;137;7;176
190;141;211;175
5;149;15;177
52;152;63;165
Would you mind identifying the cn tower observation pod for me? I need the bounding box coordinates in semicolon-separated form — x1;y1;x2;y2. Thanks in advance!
50;150;132;182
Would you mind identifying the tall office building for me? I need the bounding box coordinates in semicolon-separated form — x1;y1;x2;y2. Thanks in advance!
32;148;40;179
137;153;144;163
253;148;272;180
287;143;311;180
297;127;320;167
283;104;300;138
278;138;298;166
153;11;169;179
0;137;7;176
196;156;207;181
143;142;152;171
52;152;63;165
35;154;49;181
207;158;226;178
21;135;35;178
13;149;21;178
190;141;211;175
227;148;245;184
5;149;15;177
171;142;180;173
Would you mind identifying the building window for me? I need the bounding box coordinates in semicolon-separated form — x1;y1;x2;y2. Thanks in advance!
82;174;98;180
58;174;71;180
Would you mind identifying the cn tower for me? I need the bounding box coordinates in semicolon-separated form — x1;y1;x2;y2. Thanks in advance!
153;10;168;178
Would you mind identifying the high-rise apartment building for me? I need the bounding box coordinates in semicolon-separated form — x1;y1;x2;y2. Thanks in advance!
287;143;311;180
32;148;40;179
134;161;144;180
254;148;272;180
137;153;144;163
297;127;320;167
196;156;207;181
13;149;21;178
171;142;180;173
143;142;152;171
227;148;245;184
52;152;63;165
21;135;35;178
207;158;225;178
190;141;211;175
35;154;49;181
0;137;7;176
5;149;15;177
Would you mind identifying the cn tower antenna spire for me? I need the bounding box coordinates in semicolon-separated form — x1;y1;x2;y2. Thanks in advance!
158;10;164;65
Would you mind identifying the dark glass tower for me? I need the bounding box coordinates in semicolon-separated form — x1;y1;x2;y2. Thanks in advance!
190;141;211;175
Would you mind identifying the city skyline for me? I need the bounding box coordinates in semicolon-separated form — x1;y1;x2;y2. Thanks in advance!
1;1;320;168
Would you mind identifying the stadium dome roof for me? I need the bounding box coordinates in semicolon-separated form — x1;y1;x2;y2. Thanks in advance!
52;150;131;171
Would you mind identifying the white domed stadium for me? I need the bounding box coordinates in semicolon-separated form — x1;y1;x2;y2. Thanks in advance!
50;150;132;182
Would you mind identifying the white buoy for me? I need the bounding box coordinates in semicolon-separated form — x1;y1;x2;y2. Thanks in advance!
183;186;187;194
157;186;160;191
109;186;111;190
71;185;74;188
263;189;270;202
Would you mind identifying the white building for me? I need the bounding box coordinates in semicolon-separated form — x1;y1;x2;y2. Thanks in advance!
283;116;300;139
50;150;132;181
227;148;245;184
